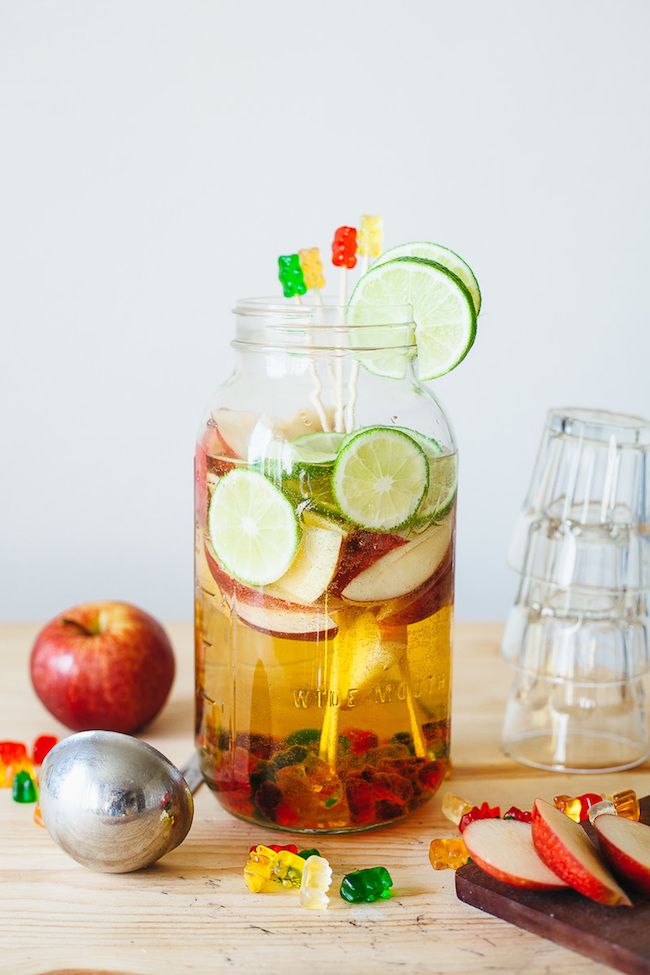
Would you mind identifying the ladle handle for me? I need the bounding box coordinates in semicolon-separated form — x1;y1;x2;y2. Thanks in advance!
180;752;204;795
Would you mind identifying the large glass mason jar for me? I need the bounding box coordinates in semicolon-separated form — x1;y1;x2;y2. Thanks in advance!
195;300;457;832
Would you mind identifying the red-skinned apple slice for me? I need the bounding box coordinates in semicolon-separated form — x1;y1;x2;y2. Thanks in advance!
341;519;452;604
204;543;337;640
329;531;406;597
532;799;632;906
463;819;569;890
593;814;650;894
266;516;344;604
378;542;454;625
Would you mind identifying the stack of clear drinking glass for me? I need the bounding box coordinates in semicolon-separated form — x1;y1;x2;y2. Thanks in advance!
501;407;650;773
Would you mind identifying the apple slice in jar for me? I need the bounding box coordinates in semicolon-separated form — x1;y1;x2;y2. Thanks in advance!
266;513;346;605
341;518;452;604
204;544;338;641
214;407;334;461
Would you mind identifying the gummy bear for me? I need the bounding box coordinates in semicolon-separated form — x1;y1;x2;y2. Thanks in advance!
588;789;641;825
244;845;279;893
503;806;532;823
609;788;640;821
272;849;305;889
248;843;298;855
0;742;27;765
441;792;473;826
278;254;307;298
298;848;321;859
459;802;501;833
340;866;393;903
429;837;470;871
357;215;383;258
331;226;358;269
12;770;37;803
33;803;45;828
32;735;58;765
346;728;378;755
300;854;332;910
298;248;326;291
553;793;602;823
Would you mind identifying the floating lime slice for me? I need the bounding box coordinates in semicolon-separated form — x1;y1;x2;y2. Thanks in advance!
374;242;481;315
332;426;428;531
291;431;346;466
348;257;477;381
208;469;301;586
389;427;456;524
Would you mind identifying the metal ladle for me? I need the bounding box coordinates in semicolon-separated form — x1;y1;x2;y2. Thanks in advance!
39;730;203;873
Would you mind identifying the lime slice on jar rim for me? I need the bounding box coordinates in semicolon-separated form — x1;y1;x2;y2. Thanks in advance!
332;426;428;531
208;468;301;586
348;257;477;381
374;241;481;315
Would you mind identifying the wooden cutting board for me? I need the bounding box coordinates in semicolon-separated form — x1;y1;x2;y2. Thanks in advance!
456;795;650;975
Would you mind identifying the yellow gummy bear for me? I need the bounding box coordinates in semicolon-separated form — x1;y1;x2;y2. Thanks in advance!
429;837;469;871
441;792;473;826
357;215;383;258
244;845;279;893
298;248;325;291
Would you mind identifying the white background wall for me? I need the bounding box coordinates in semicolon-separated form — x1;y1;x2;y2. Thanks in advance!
2;0;649;622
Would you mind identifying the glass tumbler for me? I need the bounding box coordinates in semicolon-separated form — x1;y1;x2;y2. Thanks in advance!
501;406;650;773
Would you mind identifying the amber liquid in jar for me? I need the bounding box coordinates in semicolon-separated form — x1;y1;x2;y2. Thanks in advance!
195;420;455;833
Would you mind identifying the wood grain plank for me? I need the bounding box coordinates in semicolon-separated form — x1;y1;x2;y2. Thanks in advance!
0;621;648;975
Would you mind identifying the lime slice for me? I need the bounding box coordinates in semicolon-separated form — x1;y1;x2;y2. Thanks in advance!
374;242;481;315
348;257;477;381
416;451;457;524
332;427;428;531
291;431;346;465
208;469;301;586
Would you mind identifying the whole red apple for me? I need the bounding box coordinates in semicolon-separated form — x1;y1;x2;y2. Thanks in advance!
30;602;175;733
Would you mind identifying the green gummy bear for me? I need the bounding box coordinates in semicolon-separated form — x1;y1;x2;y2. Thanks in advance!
12;770;37;803
340;866;393;904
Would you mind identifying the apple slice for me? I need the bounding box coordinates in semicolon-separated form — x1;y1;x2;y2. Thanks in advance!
204;543;337;640
463;819;569;890
377;543;454;625
329;531;406;596
266;517;345;604
214;407;334;460
532;799;632;906
233;598;337;641
593;814;650;894
341;519;452;603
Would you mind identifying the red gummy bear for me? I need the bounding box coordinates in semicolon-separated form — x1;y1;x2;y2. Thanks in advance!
0;742;27;764
32;735;58;765
331;226;358;269
459;801;501;833
248;843;298;854
346;728;378;755
576;793;604;822
503;805;532;823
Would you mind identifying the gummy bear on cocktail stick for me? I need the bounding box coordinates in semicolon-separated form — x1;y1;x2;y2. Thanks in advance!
357;215;383;272
278;254;307;299
331;225;357;305
298;248;325;299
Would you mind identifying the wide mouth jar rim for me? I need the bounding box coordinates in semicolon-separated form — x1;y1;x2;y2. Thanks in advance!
232;297;417;353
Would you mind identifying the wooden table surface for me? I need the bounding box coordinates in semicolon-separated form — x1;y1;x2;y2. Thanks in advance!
1;621;648;975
